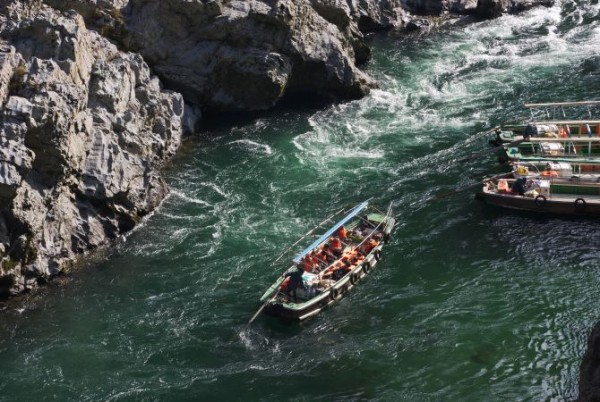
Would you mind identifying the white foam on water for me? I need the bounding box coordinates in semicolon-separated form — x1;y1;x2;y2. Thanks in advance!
169;190;212;207
197;181;229;197
227;139;273;155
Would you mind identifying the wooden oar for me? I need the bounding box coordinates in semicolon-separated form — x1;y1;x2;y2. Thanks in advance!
458;139;524;163
238;291;279;336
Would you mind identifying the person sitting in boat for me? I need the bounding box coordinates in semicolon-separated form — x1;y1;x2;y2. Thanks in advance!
349;226;364;241
338;225;347;240
332;263;351;281
510;177;527;196
321;243;337;263
316;248;328;266
330;236;343;255
322;261;351;281
299;256;313;272
307;251;322;273
360;237;379;254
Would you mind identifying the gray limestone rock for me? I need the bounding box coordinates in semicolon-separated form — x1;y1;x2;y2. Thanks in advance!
578;321;600;402
0;4;183;295
123;0;378;112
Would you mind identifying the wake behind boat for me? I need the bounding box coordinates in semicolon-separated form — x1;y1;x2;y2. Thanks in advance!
259;201;395;321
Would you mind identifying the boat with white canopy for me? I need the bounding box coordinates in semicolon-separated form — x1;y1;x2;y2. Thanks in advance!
258;201;395;321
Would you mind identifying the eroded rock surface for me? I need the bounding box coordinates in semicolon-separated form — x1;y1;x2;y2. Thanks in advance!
0;2;183;296
121;0;378;112
578;322;600;402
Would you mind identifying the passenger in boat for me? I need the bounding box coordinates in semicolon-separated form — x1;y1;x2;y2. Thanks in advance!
307;251;322;273
510;177;527;196
321;243;337;263
322;261;351;281
362;238;379;254
330;236;343;255
338;225;347;240
316;248;328;266
332;264;351;281
299;256;313;272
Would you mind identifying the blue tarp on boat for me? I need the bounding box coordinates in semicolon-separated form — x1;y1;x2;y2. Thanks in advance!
292;201;369;264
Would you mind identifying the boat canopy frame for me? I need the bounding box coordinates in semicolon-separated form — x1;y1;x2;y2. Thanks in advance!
291;201;369;264
524;101;600;122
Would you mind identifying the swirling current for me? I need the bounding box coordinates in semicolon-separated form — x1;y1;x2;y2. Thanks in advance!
2;2;600;401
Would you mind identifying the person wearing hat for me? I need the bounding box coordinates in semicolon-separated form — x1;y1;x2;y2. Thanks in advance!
283;265;305;302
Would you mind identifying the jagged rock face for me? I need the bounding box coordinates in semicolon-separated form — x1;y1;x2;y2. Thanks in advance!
578;321;600;402
0;4;183;296
400;0;553;17
310;0;407;32
123;0;380;112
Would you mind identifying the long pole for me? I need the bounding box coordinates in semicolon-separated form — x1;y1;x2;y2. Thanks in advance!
239;291;279;336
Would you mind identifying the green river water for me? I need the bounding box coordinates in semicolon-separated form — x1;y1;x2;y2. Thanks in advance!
2;2;600;401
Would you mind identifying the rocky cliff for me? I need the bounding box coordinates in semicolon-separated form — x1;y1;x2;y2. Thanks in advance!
0;1;183;296
579;322;600;401
121;0;379;112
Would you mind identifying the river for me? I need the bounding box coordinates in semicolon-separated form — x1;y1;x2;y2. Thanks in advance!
2;2;600;401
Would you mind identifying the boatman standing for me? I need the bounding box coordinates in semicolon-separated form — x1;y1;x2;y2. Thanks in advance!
283;265;305;302
510;177;527;196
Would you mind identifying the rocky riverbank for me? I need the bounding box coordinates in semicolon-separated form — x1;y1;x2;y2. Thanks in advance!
0;1;183;296
578;322;600;401
0;0;552;295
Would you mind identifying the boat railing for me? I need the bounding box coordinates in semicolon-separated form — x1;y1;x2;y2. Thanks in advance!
523;101;600;122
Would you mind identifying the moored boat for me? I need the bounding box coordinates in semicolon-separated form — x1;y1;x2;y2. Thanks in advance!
489;101;600;145
486;101;600;163
259;201;395;321
475;176;600;215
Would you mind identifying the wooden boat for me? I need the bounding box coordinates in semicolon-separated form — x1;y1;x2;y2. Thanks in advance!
259;201;395;321
475;176;600;215
490;101;600;144
486;101;600;162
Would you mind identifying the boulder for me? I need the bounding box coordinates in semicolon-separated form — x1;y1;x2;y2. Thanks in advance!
578;321;600;402
122;0;378;112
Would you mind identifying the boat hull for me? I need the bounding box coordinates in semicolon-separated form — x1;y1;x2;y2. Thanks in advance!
475;191;600;216
263;247;384;321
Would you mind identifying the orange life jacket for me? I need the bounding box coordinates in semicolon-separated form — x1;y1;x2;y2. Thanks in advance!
331;238;342;250
300;259;312;271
